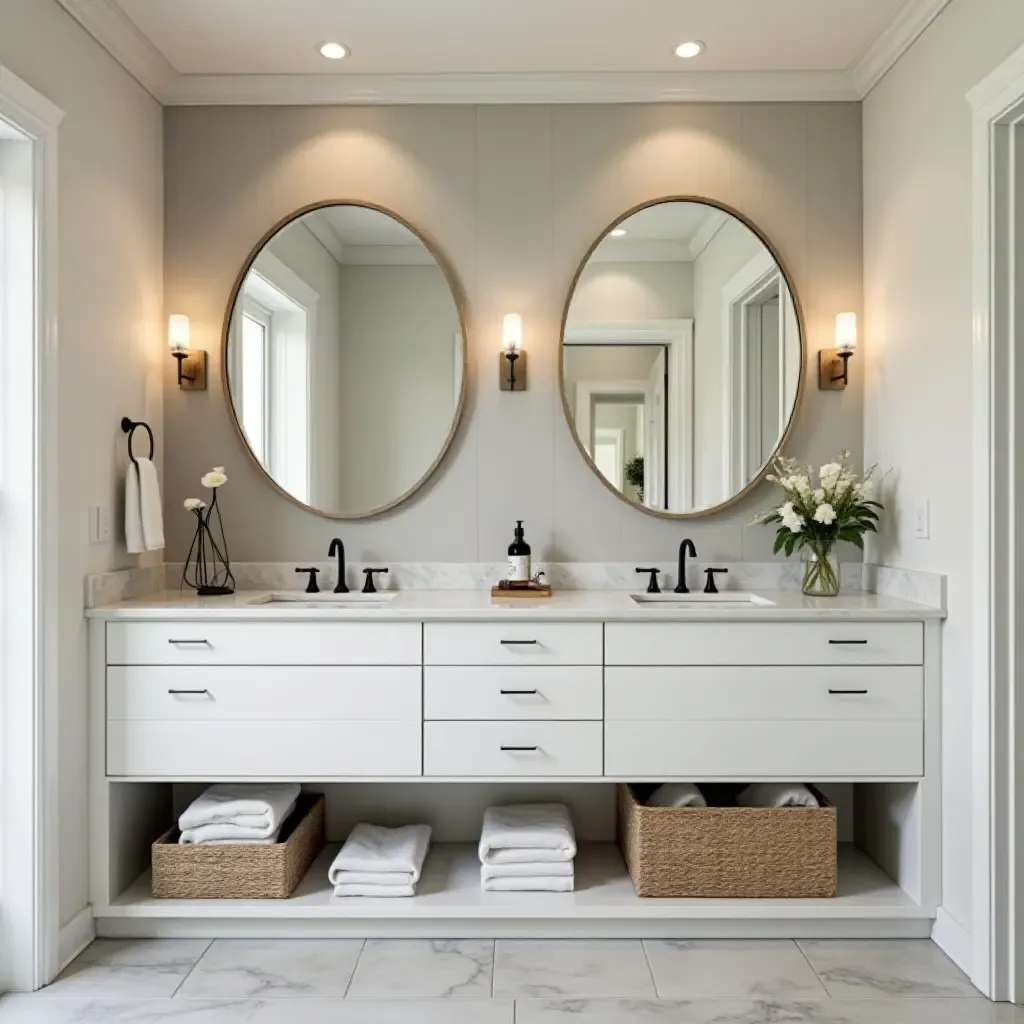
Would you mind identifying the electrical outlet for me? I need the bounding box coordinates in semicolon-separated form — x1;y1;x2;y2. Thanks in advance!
914;499;930;539
89;505;111;545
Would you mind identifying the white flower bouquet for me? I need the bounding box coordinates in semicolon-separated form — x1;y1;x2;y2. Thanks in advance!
753;452;882;596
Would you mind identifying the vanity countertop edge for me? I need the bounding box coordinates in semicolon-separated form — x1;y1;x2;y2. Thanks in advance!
85;589;946;621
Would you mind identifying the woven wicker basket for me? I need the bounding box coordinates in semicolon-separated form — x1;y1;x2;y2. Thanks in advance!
617;784;836;898
152;793;325;899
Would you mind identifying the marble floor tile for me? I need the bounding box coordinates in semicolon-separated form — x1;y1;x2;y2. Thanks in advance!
0;997;515;1023
175;938;364;999
73;941;212;968
346;940;494;999
644;940;828;999
798;939;981;999
492;940;656;999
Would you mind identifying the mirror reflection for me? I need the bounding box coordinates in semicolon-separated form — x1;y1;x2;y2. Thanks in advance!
562;200;802;516
226;204;465;517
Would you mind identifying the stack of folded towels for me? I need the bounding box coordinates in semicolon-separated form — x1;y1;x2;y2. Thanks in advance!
478;803;576;892
328;823;432;897
177;783;300;845
643;782;820;809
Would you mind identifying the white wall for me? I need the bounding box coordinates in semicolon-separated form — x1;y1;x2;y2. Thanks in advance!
863;0;1024;959
164;103;862;564
0;0;164;932
567;261;693;323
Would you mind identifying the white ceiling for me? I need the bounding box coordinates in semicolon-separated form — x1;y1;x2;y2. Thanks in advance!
56;0;954;104
591;202;733;263
296;206;435;266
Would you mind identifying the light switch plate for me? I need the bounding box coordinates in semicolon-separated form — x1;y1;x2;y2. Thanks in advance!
914;500;930;539
89;505;111;545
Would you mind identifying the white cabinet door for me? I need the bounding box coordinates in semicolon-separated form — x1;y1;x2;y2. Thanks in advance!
424;623;603;666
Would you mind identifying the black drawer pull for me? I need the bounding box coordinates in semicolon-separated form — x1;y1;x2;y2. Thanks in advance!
500;689;540;696
500;639;539;645
828;689;869;695
168;689;210;696
167;638;211;646
500;745;539;752
828;639;868;645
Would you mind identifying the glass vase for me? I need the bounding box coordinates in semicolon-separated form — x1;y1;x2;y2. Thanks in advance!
802;542;841;597
182;490;235;596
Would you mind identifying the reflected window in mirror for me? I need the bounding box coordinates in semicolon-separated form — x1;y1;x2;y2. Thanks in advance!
560;199;803;518
224;203;466;519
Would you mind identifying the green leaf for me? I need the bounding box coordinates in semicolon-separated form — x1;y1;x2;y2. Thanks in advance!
773;532;787;554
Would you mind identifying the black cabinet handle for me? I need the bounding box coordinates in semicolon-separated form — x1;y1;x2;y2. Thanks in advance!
167;639;211;646
500;689;540;695
500;745;539;752
168;689;210;695
829;639;868;645
500;639;538;646
828;689;869;695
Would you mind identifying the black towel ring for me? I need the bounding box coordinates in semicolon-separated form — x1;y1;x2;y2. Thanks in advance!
121;417;154;467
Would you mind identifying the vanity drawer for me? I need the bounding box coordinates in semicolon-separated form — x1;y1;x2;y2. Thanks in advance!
106;621;421;666
605;666;923;721
424;623;603;666
605;622;923;666
423;722;603;776
424;666;602;721
107;721;422;778
605;720;922;778
108;666;422;722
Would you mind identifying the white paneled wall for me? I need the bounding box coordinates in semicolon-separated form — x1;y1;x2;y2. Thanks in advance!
164;103;863;562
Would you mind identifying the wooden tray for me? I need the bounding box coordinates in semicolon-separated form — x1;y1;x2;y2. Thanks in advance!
491;582;552;598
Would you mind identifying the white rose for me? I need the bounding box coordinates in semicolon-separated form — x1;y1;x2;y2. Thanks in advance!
213;466;225;474
183;498;206;511
780;502;805;533
201;470;228;488
813;503;837;525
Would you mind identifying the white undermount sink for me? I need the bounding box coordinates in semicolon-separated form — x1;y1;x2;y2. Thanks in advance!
630;592;775;607
258;591;397;608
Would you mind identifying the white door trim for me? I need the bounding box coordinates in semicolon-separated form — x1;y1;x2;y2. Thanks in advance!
969;40;1024;1003
0;67;64;990
564;320;694;509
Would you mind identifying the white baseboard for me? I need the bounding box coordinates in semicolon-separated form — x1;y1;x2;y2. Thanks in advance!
932;906;973;979
58;906;95;972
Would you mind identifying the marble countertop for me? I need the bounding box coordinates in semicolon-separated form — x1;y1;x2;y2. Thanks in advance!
85;588;945;621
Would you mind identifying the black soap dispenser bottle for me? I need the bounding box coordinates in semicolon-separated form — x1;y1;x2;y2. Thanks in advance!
507;520;532;583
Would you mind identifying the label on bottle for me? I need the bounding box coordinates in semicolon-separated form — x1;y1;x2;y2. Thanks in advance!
507;555;531;582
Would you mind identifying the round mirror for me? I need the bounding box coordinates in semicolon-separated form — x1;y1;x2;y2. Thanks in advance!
224;203;466;518
561;198;804;518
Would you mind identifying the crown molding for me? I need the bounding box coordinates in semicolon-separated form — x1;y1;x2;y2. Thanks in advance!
166;70;859;106
850;0;954;98
55;0;175;101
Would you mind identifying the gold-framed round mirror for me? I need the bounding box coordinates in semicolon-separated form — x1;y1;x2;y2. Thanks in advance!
560;197;805;519
223;201;467;519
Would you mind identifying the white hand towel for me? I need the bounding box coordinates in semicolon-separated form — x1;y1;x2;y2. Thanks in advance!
178;783;301;833
181;828;283;846
647;783;707;808
482;860;574;882
179;813;292;846
333;883;417;898
328;824;432;887
738;783;820;809
482;873;575;893
478;803;576;866
125;458;164;554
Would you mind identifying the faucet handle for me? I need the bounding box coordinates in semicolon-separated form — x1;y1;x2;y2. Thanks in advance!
636;567;661;594
362;567;390;594
703;567;729;594
295;567;320;594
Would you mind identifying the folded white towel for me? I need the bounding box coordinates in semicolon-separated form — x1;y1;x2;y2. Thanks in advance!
179;783;300;834
333;882;417;898
647;783;707;808
328;823;432;887
481;873;575;893
738;783;820;809
482;860;574;882
180;811;293;846
182;828;283;846
478;804;576;866
125;458;165;554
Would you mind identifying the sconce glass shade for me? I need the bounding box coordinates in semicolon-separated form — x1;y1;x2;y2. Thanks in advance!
502;313;522;354
835;312;857;354
168;314;191;354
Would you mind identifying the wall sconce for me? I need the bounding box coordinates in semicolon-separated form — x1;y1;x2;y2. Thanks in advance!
818;312;857;390
499;313;527;391
168;314;207;391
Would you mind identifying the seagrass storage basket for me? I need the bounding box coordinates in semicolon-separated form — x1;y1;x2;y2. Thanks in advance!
617;784;836;898
152;793;324;899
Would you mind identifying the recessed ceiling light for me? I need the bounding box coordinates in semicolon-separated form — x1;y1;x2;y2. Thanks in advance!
610;228;627;238
675;40;705;59
319;42;350;60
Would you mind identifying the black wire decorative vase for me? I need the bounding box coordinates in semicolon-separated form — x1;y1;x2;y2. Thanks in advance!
182;489;235;596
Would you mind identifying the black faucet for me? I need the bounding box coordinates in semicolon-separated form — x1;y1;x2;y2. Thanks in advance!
675;539;697;593
362;568;389;594
328;538;349;593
